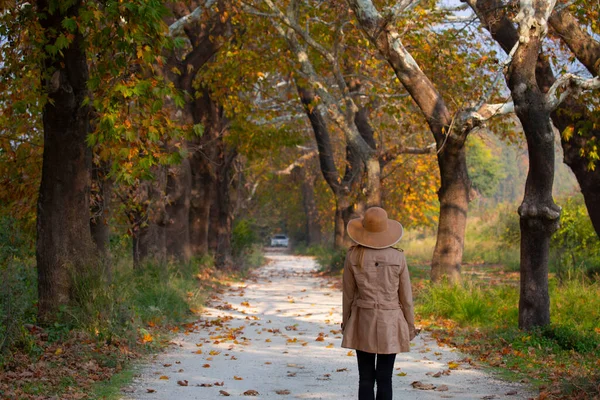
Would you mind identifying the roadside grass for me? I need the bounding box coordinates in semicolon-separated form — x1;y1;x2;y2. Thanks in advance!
0;245;261;400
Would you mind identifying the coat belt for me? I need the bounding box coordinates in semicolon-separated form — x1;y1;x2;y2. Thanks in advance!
355;299;401;310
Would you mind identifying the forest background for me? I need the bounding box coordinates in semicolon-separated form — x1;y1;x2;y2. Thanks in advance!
0;0;599;398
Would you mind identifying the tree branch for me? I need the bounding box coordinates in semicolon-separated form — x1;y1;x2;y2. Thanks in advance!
275;150;318;175
379;142;436;166
168;0;218;37
545;74;600;111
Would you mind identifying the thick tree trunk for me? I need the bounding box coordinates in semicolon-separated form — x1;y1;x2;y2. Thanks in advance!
36;0;96;322
213;149;237;269
131;171;168;268
334;193;351;249
431;144;470;282
507;14;560;330
165;157;192;261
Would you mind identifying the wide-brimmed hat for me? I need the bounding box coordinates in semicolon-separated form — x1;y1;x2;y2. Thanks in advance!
347;207;403;249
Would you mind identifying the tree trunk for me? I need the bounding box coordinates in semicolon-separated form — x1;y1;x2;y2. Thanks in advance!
507;9;560;330
165;157;192;261
36;0;95;322
431;139;471;282
131;170;168;268
334;193;351;248
213;148;237;269
294;166;322;246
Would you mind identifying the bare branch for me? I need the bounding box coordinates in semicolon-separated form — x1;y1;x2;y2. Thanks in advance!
472;100;515;120
546;74;600;111
379;142;436;166
168;0;217;37
275;150;318;175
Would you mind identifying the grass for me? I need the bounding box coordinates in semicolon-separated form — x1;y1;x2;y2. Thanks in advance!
410;263;600;399
0;243;262;400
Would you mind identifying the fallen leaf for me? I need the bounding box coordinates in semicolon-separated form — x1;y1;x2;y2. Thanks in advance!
396;372;407;376
276;389;291;395
234;375;243;380
336;368;348;372
326;343;334;348
146;388;156;393
163;363;172;367
202;364;210;368
436;384;449;392
219;390;230;396
177;380;188;386
159;375;169;380
505;390;518;396
347;351;355;356
448;361;460;370
411;381;435;390
243;390;259;396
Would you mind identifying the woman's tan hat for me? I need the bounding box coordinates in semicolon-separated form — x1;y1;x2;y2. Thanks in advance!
347;207;403;249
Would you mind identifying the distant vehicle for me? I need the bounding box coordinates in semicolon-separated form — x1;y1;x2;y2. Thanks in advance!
270;234;289;247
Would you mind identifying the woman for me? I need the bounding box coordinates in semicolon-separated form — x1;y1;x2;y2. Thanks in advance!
342;207;416;400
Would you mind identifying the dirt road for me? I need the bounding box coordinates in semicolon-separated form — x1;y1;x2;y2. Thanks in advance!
122;254;533;399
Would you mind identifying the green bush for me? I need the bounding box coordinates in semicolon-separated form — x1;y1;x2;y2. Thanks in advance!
232;218;259;257
551;195;600;280
313;246;347;273
541;324;600;354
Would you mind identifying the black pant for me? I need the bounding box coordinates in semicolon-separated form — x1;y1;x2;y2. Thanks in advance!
356;350;397;400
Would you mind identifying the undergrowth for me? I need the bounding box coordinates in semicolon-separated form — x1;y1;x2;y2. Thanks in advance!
0;219;262;399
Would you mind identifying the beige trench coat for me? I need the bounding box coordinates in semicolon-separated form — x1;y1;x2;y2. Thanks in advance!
341;246;416;354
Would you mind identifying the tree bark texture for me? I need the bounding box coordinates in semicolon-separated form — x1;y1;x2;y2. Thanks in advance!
36;0;96;322
165;157;192;261
506;5;561;330
430;140;471;283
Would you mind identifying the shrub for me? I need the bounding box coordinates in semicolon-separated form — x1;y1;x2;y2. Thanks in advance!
232;218;259;257
313;246;347;273
551;195;600;280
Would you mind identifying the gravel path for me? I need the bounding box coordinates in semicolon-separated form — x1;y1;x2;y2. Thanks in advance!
121;253;534;399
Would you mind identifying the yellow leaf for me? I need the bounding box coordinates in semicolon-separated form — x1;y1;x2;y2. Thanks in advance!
159;375;169;380
233;376;243;380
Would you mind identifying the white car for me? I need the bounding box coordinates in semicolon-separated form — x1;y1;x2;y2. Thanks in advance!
270;234;289;247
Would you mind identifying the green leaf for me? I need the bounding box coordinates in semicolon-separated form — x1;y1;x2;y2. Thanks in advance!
55;34;69;50
61;17;77;33
192;123;204;137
